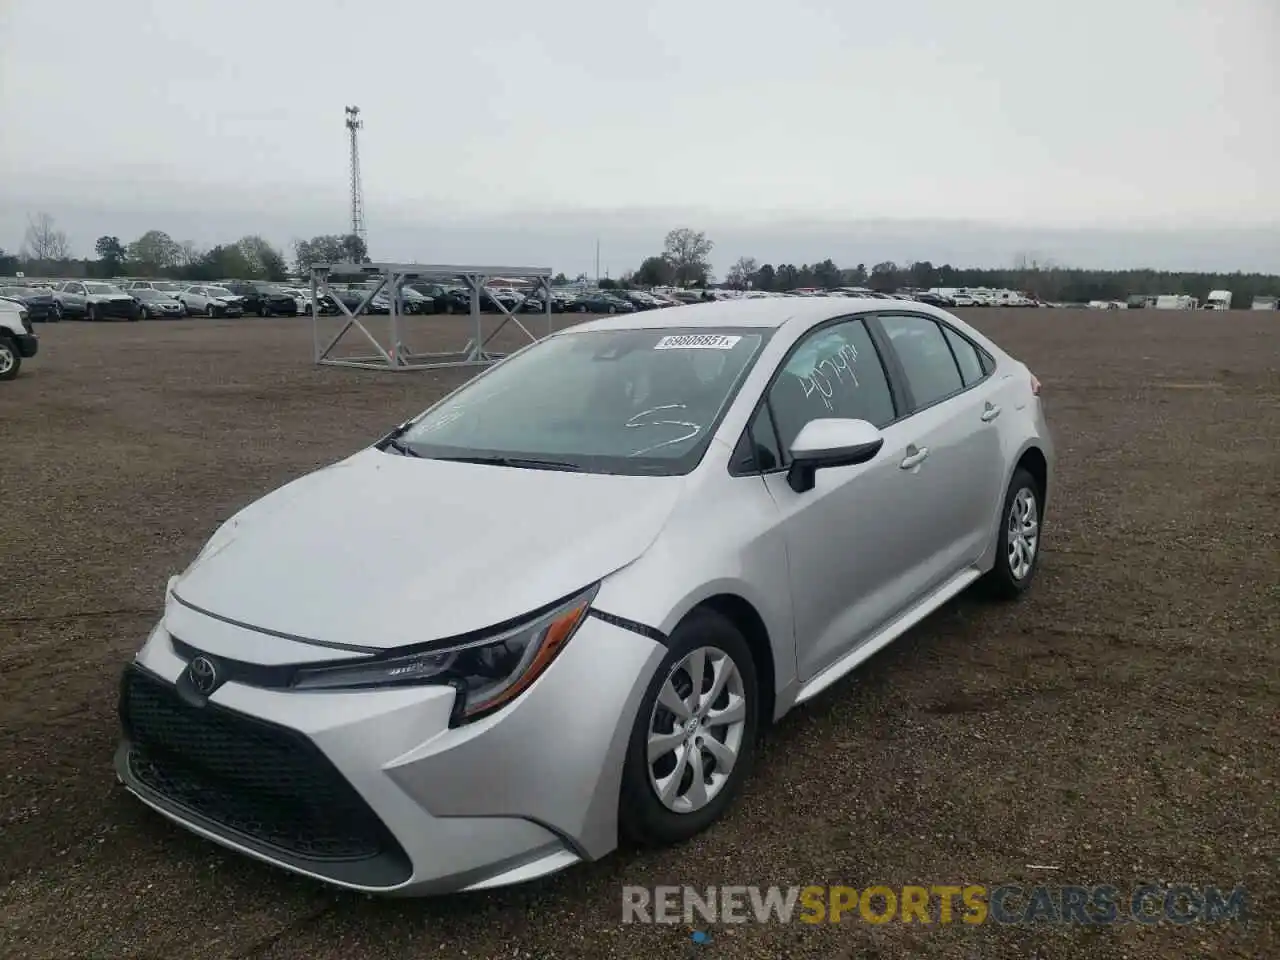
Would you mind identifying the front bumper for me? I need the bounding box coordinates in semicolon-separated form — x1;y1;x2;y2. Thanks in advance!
116;610;664;896
15;333;38;357
98;300;141;320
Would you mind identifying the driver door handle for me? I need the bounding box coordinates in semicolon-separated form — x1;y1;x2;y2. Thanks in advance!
981;403;1002;422
900;446;930;470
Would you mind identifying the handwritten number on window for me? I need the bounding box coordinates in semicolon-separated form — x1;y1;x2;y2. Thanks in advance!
798;343;860;411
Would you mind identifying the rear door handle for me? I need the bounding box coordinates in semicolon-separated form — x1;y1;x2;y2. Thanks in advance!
900;446;930;470
981;404;1002;422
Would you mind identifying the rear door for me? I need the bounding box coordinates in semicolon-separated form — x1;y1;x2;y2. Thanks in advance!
871;312;1006;588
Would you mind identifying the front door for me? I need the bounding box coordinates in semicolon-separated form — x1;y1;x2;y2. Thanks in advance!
755;315;927;682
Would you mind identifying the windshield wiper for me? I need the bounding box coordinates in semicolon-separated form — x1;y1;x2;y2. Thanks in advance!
431;455;584;472
376;421;420;457
384;437;420;457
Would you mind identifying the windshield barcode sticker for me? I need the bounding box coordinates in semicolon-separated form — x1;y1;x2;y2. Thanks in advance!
654;334;742;350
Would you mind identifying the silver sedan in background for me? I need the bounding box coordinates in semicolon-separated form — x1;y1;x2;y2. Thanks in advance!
116;297;1053;896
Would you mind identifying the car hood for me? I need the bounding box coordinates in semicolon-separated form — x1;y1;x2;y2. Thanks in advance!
173;447;686;650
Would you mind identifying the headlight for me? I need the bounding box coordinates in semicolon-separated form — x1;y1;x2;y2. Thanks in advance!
291;584;598;722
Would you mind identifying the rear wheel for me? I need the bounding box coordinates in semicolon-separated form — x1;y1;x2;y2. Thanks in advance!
85;304;97;322
619;609;759;846
982;467;1043;599
0;337;19;380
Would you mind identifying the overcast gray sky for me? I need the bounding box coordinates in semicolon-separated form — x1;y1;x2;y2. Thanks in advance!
2;0;1277;277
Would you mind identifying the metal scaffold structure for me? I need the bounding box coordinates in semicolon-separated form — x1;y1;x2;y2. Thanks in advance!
310;262;554;371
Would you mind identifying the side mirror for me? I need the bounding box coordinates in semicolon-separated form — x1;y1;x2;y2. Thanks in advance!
786;418;884;493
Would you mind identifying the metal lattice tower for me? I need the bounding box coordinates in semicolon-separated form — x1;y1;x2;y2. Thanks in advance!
344;106;366;243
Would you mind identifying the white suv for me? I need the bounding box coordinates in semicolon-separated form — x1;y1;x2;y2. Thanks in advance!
0;297;39;380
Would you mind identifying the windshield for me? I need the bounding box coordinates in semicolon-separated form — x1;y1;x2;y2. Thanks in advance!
206;286;233;297
0;287;28;296
85;283;124;294
398;327;767;475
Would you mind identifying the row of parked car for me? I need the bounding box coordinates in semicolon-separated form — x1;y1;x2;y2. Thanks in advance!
0;276;999;326
0;278;312;322
0;277;698;321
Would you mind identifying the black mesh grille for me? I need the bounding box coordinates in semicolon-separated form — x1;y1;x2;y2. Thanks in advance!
120;666;393;862
100;300;137;318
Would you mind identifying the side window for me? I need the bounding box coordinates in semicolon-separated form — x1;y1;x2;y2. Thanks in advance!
879;314;964;409
767;317;897;453
941;324;984;386
730;407;783;474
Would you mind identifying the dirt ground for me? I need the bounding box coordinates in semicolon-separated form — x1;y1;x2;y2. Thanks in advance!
1;307;1276;960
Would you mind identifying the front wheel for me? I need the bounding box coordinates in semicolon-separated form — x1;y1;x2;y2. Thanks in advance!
0;337;18;380
85;304;97;322
981;467;1043;599
619;609;759;847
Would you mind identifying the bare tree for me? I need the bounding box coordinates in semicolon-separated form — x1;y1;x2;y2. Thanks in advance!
176;240;204;267
726;256;758;290
662;228;714;287
22;212;71;261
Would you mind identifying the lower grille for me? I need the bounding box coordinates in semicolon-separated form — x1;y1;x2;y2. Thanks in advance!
120;666;395;862
100;300;137;318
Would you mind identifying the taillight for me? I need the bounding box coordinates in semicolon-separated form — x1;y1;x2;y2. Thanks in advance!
1030;373;1041;396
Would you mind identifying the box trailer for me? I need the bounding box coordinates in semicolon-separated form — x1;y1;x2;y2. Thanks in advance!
1154;294;1198;310
1251;296;1278;311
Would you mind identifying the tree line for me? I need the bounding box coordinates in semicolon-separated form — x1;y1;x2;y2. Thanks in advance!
6;214;1278;304
0;212;369;283
615;228;1280;304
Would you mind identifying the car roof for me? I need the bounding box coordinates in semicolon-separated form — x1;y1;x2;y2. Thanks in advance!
570;295;943;333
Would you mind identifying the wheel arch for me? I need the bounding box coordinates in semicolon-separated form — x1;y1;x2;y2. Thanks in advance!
1015;445;1049;510
675;593;777;728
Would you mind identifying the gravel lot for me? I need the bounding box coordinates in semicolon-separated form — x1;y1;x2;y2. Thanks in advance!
1;308;1276;959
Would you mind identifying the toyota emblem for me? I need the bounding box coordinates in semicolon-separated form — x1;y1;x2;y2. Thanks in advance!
187;656;219;695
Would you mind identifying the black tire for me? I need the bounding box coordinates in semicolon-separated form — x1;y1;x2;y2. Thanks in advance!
607;305;617;314
258;304;271;318
981;466;1044;600
619;608;760;847
0;336;18;380
52;302;63;322
139;306;150;320
207;303;218;318
86;303;97;322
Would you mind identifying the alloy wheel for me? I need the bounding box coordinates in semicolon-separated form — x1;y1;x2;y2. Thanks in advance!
1007;487;1040;580
646;646;748;814
0;342;14;375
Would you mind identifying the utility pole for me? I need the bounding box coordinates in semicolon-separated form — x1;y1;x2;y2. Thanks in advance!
595;239;600;286
345;106;366;245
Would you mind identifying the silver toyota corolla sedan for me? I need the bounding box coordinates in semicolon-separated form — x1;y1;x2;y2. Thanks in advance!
116;297;1053;896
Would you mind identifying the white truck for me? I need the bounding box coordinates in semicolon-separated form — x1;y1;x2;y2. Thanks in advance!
1203;290;1233;310
0;296;39;380
1154;294;1199;310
